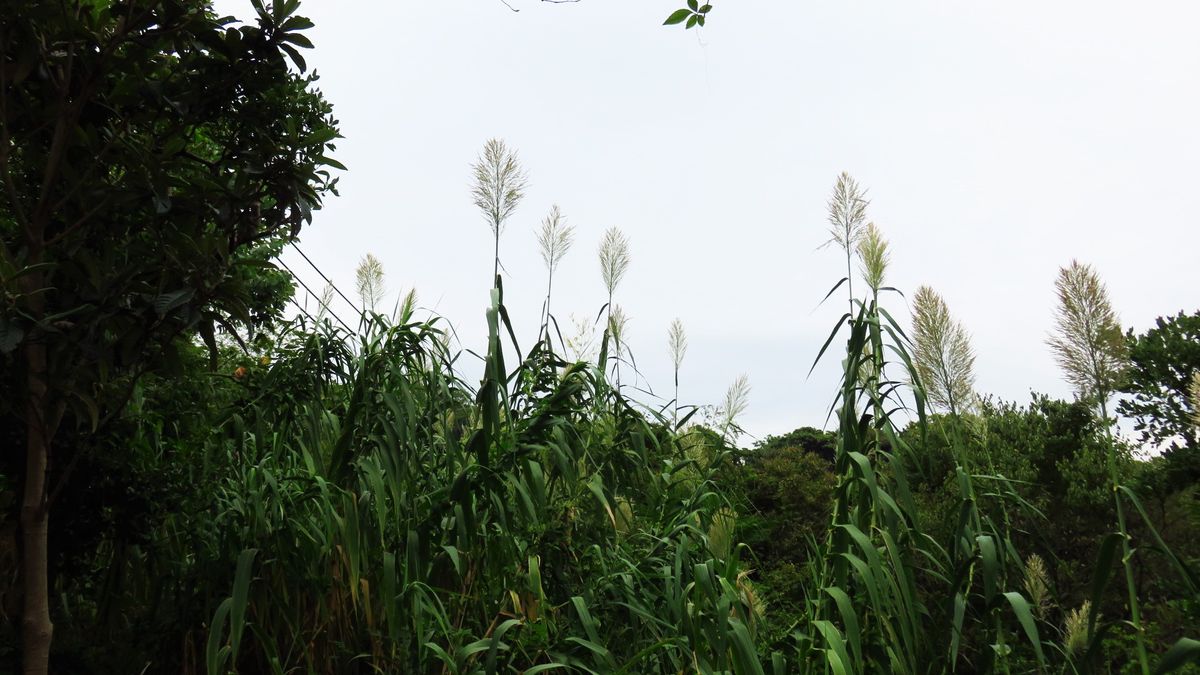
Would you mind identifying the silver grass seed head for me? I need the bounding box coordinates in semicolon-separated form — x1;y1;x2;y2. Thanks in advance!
537;204;574;273
857;221;890;292
720;374;751;439
1024;554;1051;619
668;318;688;372
598;226;631;297
1046;260;1128;405
911;285;977;414
471;138;528;238
315;283;335;322
824;171;869;254
608;304;630;355
398;287;419;322
1064;601;1093;656
355;253;386;311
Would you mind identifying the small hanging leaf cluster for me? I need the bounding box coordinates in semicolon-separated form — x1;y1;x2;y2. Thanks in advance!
664;0;713;29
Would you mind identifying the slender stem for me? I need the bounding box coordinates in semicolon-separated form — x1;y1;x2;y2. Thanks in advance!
846;249;854;316
543;272;554;342
673;373;679;429
493;230;500;285
1101;397;1150;675
21;339;53;675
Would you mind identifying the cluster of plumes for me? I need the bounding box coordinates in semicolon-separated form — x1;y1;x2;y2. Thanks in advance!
823;173;896;393
1046;260;1129;413
823;173;891;296
824;174;1135;432
466;138;751;440
597;227;633;366
822;173;978;416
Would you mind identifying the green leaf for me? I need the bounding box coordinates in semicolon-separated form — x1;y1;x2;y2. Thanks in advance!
279;43;307;73
729;618;766;675
686;14;699;28
280;15;315;31
1155;637;1200;673
199;319;219;370
0;317;24;354
154;289;195;318
1119;485;1200;592
524;664;570;674
687;0;699;10
280;32;314;49
663;9;691;25
230;548;259;661
824;586;861;669
1088;532;1122;637
1002;591;1046;667
206;598;232;675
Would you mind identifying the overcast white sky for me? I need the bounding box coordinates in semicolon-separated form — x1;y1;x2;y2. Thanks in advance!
222;0;1200;444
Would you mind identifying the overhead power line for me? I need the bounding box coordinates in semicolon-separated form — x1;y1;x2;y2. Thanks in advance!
277;256;356;334
289;242;363;316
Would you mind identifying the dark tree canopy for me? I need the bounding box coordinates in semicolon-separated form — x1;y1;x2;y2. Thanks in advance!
1;0;340;390
1;1;339;670
750;425;837;463
1118;310;1200;484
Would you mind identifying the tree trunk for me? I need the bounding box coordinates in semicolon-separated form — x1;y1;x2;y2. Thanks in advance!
20;320;53;674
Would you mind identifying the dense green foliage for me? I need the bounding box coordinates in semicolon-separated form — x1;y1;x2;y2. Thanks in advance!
4;204;1200;673
3;2;1200;674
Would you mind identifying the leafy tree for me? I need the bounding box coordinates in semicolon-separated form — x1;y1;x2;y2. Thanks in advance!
910;285;976;415
1118;310;1200;484
903;396;1200;669
751;425;837;463
1047;260;1129;420
0;1;339;669
725;428;836;643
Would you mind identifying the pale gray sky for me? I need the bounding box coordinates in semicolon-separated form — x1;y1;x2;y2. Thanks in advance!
224;1;1200;443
